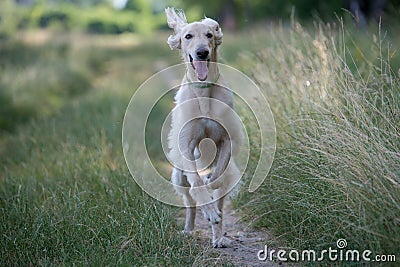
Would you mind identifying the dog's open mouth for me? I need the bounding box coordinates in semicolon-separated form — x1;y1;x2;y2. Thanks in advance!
189;54;210;81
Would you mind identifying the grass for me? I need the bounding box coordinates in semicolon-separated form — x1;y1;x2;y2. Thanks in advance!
235;20;400;260
1;19;399;265
0;30;229;266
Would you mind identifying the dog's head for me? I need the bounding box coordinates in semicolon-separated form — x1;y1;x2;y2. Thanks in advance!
165;7;223;81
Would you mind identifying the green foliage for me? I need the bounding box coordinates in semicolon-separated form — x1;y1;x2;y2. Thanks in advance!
2;0;400;36
0;35;94;132
0;1;30;38
0;86;31;131
172;0;345;23
235;22;400;257
0;91;200;266
0;1;165;35
1;2;399;262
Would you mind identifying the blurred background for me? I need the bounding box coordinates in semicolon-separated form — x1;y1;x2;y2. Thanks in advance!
1;0;399;133
1;0;399;35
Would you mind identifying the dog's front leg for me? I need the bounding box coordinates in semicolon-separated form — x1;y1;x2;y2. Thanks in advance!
186;172;221;224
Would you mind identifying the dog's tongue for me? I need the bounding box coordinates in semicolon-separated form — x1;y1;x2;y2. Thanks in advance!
193;60;208;81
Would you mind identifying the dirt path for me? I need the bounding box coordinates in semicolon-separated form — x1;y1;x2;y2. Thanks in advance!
178;202;281;267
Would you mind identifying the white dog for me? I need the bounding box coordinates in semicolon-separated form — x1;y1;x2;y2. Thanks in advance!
165;7;244;248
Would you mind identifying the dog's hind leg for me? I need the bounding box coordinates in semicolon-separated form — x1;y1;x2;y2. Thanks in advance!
171;168;196;234
211;194;227;247
182;193;196;233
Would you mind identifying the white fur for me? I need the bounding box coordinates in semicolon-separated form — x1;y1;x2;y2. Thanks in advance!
165;7;243;248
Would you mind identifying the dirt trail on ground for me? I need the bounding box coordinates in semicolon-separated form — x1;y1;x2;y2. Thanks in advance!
178;202;281;267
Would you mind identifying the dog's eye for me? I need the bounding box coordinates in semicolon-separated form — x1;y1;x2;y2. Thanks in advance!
185;34;193;40
206;33;213;38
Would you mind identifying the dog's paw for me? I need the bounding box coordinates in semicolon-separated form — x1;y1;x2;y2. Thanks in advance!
213;236;234;248
180;230;193;236
201;203;221;224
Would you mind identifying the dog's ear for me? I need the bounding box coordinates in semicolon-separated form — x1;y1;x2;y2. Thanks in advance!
165;7;187;50
202;18;223;46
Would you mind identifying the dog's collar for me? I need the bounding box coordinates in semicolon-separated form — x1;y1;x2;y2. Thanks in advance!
185;71;220;89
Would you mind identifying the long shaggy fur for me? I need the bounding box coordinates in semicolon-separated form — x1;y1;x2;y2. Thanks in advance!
165;7;243;248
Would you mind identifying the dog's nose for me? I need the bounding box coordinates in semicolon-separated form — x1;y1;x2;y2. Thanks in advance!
196;49;209;60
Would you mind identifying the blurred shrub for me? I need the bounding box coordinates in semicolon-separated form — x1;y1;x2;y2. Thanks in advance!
38;10;69;29
177;0;400;28
0;1;164;35
2;0;400;35
0;1;30;38
179;0;344;24
83;5;136;34
0;38;93;132
0;84;33;132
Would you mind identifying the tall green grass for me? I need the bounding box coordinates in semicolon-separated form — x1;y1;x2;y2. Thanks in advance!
1;21;399;265
0;81;198;266
236;21;400;256
0;31;225;266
